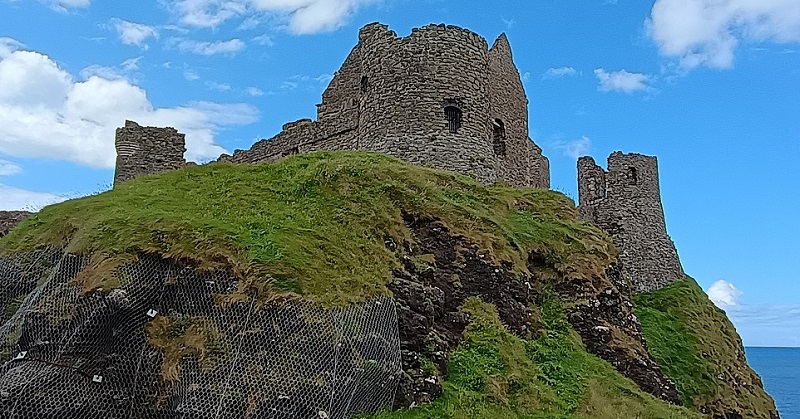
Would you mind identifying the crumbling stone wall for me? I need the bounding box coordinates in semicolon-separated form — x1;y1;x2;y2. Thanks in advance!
221;23;549;188
488;34;549;188
0;211;31;238
114;120;186;186
577;152;684;293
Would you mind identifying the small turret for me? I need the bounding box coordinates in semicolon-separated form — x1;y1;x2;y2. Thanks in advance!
577;152;684;292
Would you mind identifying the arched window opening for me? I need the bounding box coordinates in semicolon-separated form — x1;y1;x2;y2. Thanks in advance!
444;106;462;134
360;76;368;93
493;119;506;156
628;167;638;185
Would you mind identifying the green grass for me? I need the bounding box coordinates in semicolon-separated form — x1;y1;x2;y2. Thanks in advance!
1;151;614;307
634;278;777;418
368;294;701;419
633;279;717;406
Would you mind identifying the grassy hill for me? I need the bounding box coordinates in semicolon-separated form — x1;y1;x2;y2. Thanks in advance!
0;151;776;418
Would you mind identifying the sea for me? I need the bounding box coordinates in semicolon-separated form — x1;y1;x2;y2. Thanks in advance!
746;347;800;419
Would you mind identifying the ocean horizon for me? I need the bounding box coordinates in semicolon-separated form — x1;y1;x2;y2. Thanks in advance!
746;346;800;419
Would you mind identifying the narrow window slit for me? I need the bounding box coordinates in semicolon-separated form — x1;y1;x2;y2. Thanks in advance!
493;119;506;156
628;167;638;185
444;106;462;134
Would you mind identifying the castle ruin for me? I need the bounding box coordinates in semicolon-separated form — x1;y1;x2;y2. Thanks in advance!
217;23;549;188
114;120;187;186
578;152;684;292
111;23;685;293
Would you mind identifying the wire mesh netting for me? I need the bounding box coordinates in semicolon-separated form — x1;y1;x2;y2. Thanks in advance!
0;251;401;418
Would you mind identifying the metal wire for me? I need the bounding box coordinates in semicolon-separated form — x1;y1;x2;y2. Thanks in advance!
0;252;401;418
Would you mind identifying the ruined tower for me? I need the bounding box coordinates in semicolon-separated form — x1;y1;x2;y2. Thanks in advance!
577;152;684;292
114;120;187;187
223;23;549;188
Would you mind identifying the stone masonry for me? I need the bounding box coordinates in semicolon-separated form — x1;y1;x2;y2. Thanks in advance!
114;120;186;186
577;152;684;293
218;23;549;188
0;211;31;238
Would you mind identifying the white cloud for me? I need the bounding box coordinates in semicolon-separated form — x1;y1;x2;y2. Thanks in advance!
80;65;127;81
0;160;22;176
647;0;800;69
113;19;159;47
173;0;249;28
0;48;258;169
205;81;232;91
554;136;591;159
176;38;246;55
169;0;373;34
252;34;275;46
0;38;23;59
594;68;651;93
184;69;200;80
79;57;143;82
0;183;68;211
724;303;800;347
245;86;265;96
42;0;90;10
121;56;142;71
542;66;578;79
707;279;743;308
254;0;374;34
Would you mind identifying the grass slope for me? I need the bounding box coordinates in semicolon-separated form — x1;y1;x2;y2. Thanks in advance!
1;151;614;307
369;294;700;419
634;278;777;418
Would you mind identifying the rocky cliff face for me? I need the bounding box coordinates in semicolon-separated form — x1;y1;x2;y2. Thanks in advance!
0;211;31;238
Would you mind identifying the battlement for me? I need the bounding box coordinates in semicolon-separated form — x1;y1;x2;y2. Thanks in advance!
578;152;684;292
113;120;186;186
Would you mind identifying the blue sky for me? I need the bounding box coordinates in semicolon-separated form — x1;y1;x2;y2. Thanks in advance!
0;0;798;346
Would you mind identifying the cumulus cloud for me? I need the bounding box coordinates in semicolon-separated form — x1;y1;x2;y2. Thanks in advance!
554;136;591;159
647;0;800;69
169;0;373;34
542;66;578;79
176;38;246;55
0;160;22;176
113;19;159;47
594;68;651;93
707;279;743;308
0;184;68;211
0;48;258;168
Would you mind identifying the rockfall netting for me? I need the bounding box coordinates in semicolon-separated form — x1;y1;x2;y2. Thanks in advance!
0;250;402;418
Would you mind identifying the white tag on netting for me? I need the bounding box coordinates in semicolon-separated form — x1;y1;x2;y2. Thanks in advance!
318;411;329;419
92;375;103;383
146;309;158;318
13;351;27;360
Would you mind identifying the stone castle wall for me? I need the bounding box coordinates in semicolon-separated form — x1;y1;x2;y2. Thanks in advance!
114;121;187;186
220;23;549;188
0;211;31;238
578;152;684;293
